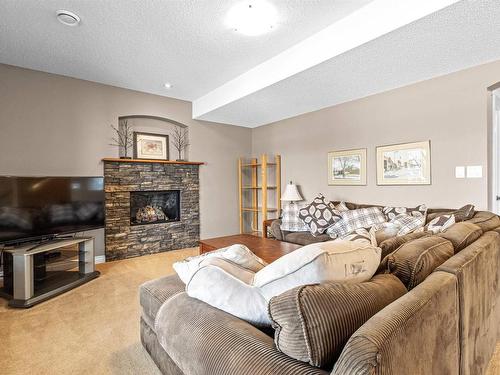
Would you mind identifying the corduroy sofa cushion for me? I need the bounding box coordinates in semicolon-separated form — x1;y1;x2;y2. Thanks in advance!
468;211;500;232
380;236;454;289
438;222;482;253
268;274;407;369
378;231;430;259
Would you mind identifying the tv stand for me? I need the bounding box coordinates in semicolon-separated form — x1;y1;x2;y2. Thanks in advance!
0;237;100;308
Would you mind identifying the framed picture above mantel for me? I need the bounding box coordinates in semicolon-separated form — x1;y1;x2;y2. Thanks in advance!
328;148;367;186
376;140;431;185
133;132;169;160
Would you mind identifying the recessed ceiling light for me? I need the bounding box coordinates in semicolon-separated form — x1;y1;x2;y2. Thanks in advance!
56;10;81;26
226;1;278;36
164;82;173;89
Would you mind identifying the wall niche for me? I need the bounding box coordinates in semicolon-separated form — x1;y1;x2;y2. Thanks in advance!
117;115;189;161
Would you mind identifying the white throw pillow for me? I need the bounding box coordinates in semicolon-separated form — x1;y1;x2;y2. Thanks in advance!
425;214;456;234
254;241;381;300
186;241;381;325
173;244;267;284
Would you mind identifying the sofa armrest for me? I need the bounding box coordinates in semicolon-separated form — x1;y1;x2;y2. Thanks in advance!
155;292;327;375
332;271;460;375
270;219;285;240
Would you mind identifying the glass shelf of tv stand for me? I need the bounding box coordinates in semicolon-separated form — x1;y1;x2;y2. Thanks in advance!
0;237;99;308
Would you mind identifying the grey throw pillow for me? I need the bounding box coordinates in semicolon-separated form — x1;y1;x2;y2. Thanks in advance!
383;204;427;221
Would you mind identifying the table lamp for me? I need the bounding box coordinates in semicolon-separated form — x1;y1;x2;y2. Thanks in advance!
281;181;303;208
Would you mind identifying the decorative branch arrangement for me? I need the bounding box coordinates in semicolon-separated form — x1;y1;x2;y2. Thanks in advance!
109;120;134;158
171;125;190;161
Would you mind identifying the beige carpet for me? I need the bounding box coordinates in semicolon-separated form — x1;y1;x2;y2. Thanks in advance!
1;248;499;375
0;248;197;375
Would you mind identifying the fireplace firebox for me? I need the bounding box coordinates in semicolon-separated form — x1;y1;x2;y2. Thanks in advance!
130;190;180;226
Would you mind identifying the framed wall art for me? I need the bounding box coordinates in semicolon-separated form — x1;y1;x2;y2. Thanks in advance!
133;132;169;160
376;140;431;185
328;148;367;185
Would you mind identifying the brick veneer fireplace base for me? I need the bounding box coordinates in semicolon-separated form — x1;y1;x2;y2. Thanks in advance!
103;159;201;261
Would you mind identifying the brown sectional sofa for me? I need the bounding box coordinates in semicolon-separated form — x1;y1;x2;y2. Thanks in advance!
139;206;500;375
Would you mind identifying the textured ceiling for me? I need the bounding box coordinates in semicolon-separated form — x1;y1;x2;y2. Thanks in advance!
1;0;499;128
200;0;500;127
0;0;371;100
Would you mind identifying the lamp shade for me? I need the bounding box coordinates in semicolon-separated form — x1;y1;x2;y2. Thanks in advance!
281;182;303;202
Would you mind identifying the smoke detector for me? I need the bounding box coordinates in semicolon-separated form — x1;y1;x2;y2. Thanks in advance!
56;10;81;26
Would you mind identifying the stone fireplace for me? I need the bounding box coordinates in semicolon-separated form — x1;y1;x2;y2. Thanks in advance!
103;159;201;261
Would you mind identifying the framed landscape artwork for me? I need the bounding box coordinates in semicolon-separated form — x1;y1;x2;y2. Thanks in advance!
133;132;169;160
328;148;367;185
376;141;431;185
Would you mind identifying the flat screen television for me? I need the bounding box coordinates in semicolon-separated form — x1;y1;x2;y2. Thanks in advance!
0;176;104;245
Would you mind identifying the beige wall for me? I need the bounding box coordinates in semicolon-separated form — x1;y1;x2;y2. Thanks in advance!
0;64;252;256
252;60;500;210
2;59;499;257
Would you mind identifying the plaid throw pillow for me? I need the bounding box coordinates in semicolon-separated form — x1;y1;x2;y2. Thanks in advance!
280;204;309;232
392;214;425;235
327;207;386;238
299;194;341;236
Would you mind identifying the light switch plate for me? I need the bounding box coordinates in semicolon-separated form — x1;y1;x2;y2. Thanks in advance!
455;166;465;178
466;165;483;178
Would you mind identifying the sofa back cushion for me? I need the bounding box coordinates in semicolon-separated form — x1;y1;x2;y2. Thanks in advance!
380;236;454;289
268;274;407;369
438;222;482;253
467;211;500;232
378;231;430;259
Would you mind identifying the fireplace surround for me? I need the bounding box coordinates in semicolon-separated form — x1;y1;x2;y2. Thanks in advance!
103;158;202;261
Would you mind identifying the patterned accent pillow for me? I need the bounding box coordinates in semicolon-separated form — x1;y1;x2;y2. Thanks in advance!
425;214;456;234
383;204;427;221
391;214;425;236
280;204;309;232
327;207;386;238
336;228;377;246
452;205;475;222
299;194;342;236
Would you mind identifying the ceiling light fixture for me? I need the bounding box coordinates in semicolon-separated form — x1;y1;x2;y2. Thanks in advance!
56;10;81;26
226;0;278;36
164;82;173;89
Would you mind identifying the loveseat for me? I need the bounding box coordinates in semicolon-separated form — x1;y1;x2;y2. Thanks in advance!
139;206;500;375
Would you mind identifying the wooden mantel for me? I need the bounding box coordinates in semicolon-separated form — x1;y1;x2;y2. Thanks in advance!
102;158;204;165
